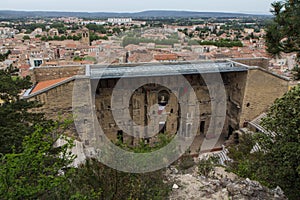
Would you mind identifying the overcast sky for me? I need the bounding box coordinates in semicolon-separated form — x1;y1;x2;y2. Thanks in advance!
1;0;275;14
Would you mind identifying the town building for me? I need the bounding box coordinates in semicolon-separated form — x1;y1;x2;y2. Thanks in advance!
107;18;132;24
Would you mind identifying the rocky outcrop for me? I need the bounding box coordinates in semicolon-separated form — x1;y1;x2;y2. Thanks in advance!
168;167;286;200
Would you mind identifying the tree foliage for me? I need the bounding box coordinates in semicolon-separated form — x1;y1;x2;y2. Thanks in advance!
73;158;170;200
23;35;30;40
198;156;219;177
86;24;107;34
0;67;100;199
15;23;46;33
0;66;49;154
227;85;300;200
0;50;11;62
0;67;171;199
89;31;108;42
41;34;81;41
265;0;300;79
198;39;243;47
0;124;76;199
0;129;171;199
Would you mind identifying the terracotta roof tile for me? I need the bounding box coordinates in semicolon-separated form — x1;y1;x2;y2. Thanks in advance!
19;64;30;69
154;54;178;61
31;77;70;94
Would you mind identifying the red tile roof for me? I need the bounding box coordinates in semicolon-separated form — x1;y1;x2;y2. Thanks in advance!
19;64;30;69
66;43;77;49
154;54;178;61
31;77;70;94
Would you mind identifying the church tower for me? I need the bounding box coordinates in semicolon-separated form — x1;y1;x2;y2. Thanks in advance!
81;27;90;46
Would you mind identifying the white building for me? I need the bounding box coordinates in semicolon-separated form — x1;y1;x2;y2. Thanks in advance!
0;27;18;39
107;18;132;24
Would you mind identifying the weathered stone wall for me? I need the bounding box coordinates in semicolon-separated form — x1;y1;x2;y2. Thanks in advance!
95;72;247;149
222;71;248;133
28;78;96;141
31;80;75;120
232;58;269;69
31;65;85;82
239;68;289;127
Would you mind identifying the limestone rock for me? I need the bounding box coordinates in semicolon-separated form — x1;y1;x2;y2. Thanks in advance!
172;184;179;189
168;167;287;200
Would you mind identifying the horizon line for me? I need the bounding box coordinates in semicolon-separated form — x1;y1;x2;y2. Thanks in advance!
0;9;271;16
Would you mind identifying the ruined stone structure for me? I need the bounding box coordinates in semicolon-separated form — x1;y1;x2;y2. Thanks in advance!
92;69;247;151
23;59;290;154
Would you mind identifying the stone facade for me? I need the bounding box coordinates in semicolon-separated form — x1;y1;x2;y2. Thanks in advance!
239;67;289;127
93;72;247;149
25;60;290;154
232;57;270;69
31;65;85;82
31;80;75;120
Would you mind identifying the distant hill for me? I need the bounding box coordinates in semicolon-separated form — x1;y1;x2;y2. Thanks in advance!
0;10;270;19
